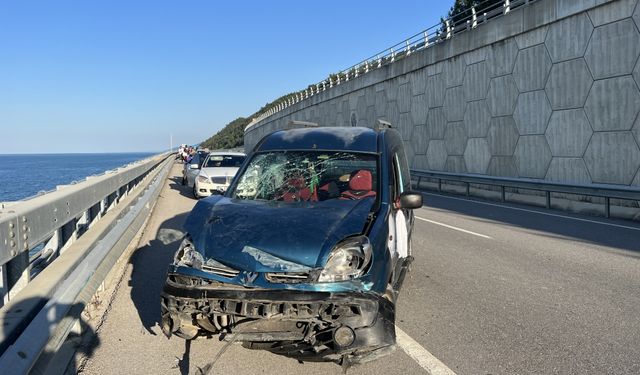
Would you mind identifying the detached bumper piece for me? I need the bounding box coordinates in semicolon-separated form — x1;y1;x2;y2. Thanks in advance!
161;275;396;364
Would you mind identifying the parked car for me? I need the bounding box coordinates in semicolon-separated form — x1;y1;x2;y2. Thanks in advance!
161;125;422;366
181;152;207;188
192;152;246;198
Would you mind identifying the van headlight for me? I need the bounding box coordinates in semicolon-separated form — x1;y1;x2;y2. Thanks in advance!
317;236;372;282
173;236;203;269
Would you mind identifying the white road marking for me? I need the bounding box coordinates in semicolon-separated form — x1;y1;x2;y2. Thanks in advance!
415;216;492;239
420;191;640;232
395;325;457;375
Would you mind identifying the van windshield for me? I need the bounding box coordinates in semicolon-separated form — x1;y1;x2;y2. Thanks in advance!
231;151;378;202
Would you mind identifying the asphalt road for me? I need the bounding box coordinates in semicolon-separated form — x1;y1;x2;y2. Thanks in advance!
77;164;640;374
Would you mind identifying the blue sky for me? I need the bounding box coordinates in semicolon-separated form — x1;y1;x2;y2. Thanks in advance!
0;0;452;154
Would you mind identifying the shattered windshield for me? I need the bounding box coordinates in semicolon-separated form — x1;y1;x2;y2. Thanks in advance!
231;151;378;202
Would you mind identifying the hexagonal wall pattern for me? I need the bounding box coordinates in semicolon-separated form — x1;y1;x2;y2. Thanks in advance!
545;109;593;157
633;169;640;186
585;76;640;131
443;57;466;88
514;135;552;178
445;156;467;173
397;84;412;113
635;2;640;31
411;70;427;96
588;0;638;27
515;26;548;49
545;59;593;110
545;13;593;63
546;158;592;183
464;100;491;138
633;115;640;145
412;125;429;155
464;138;491;174
444;86;465;121
427;140;448;170
444;122;467;155
585;19;640;80
397;112;414;141
487;116;519;156
463;62;490;102
427;108;447;139
426;74;445;108
513;45;552;92
487;156;518;177
513;91;552;135
411;94;428;126
584;132;640;184
487;39;518;77
375;90;388;118
487;76;519;116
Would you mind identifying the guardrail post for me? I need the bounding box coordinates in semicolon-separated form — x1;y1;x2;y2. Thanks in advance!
504;0;511;14
424;31;430;48
446;20;452;39
501;186;506;202
605;197;611;218
405;40;411;56
0;263;7;307
546;191;551;209
466;182;470;196
391;48;395;62
438;178;442;192
5;251;30;301
377;54;382;68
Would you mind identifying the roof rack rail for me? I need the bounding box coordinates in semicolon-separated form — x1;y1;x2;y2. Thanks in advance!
375;119;393;131
287;120;319;129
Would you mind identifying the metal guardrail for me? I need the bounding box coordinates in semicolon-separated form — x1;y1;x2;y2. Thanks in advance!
0;154;169;304
246;0;540;130
0;153;174;373
411;169;640;218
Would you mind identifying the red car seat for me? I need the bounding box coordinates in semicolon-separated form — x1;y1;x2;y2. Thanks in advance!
340;170;376;200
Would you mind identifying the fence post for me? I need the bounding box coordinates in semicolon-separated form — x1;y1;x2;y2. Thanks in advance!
406;40;411;56
446;19;452;39
424;31;429;47
472;6;477;28
504;0;511;14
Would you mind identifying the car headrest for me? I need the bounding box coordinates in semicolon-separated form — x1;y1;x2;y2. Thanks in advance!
349;170;373;191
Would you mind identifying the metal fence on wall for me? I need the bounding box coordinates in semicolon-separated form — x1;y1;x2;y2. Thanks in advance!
247;0;540;129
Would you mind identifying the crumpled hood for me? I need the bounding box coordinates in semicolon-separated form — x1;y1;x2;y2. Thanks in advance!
183;196;374;272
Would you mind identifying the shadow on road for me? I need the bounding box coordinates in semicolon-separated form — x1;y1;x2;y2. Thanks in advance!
423;192;640;253
168;175;198;200
0;298;100;373
128;212;188;336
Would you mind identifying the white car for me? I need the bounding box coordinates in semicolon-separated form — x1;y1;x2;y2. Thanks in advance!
193;152;246;198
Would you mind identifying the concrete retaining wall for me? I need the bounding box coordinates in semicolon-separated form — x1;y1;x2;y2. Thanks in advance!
245;0;640;187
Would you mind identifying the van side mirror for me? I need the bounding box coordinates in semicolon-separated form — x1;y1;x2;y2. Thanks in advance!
399;191;423;209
